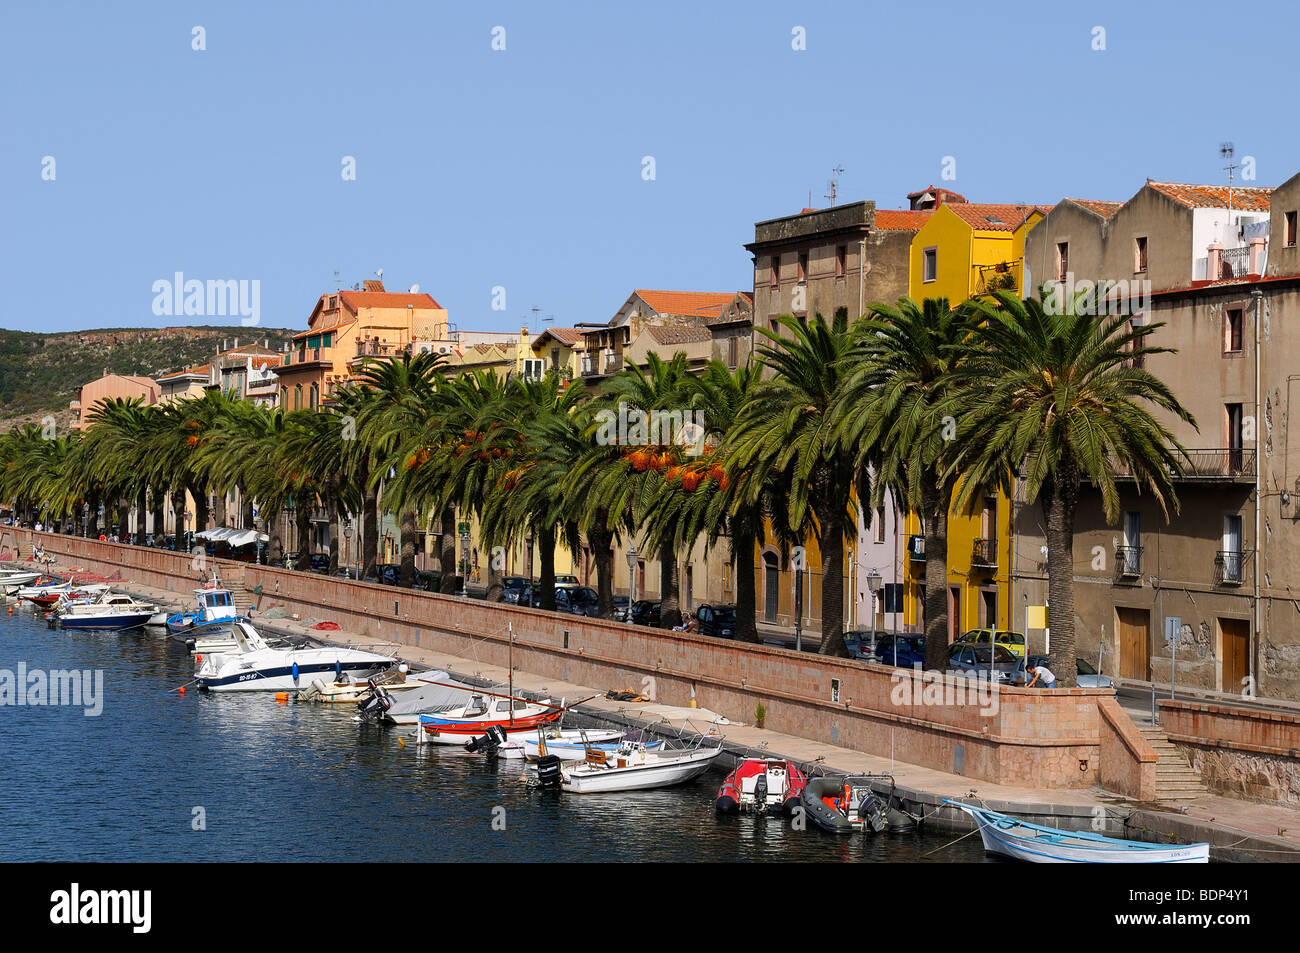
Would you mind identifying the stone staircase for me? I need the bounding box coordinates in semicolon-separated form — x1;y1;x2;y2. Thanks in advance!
1139;723;1211;801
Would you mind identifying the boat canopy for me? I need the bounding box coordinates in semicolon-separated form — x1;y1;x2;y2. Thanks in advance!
195;528;270;547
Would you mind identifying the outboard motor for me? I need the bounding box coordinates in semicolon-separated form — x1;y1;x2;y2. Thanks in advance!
356;680;393;721
753;772;769;814
467;724;508;754
534;754;563;789
858;794;888;833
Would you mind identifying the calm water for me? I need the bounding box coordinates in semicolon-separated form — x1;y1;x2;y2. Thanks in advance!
0;606;987;862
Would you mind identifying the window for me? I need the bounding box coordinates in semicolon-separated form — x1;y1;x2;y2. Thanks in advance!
550;347;560;369
1287;211;1297;248
309;383;318;410
1055;242;1069;281
835;245;847;278
1224;308;1244;353
797;251;809;283
873;507;886;544
922;247;937;283
522;358;545;380
768;256;780;289
726;335;738;369
1127;319;1146;369
1134;236;1148;273
1227;403;1244;473
293;385;302;411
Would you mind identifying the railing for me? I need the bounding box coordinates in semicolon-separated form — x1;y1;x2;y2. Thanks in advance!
355;341;405;358
907;535;925;562
971;538;997;567
1115;545;1142;578
603;355;623;374
1220;246;1251;279
294;347;322;364
1112;448;1255;480
1214;550;1248;586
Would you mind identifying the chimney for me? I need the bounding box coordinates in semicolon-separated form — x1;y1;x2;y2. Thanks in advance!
233;337;239;350
1207;243;1224;280
1249;236;1267;276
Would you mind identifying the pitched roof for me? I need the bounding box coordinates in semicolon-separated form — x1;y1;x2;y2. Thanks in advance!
534;327;582;347
293;321;353;341
906;184;968;203
945;203;1052;232
1146;181;1272;211
1068;198;1123;219
874;209;933;231
634;289;741;319
644;326;713;346
338;290;444;312
158;364;210;382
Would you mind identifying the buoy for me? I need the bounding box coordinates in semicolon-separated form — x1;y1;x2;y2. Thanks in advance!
178;686;185;695
398;737;406;748
195;654;203;664
275;692;289;704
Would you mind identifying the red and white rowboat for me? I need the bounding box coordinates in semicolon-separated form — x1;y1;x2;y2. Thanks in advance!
417;693;562;745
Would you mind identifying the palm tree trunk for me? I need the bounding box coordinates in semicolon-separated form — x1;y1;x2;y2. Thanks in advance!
239;486;254;530
484;540;504;602
922;479;951;671
117;497;129;540
192;484;210;534
733;527;760;643
589;515;615;618
658;540;682;629
538;524;557;610
329;494;342;575
1043;467;1079;687
150;488;164;544
438;506;458;594
134;488;147;544
214;489;227;527
296;505;312;570
818;496;848;657
362;485;378;580
399;508;417;587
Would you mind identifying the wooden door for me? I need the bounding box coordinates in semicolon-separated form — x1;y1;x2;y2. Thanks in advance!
1117;606;1150;680
763;555;779;622
1220;618;1250;692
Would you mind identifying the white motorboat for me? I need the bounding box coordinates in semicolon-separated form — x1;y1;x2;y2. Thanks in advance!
553;739;725;793
0;569;44;590
57;591;158;631
947;800;1210;863
502;727;647;761
193;619;395;692
298;667;448;704
380;678;478;725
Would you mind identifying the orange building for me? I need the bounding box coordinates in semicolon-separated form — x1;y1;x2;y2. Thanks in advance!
70;373;159;430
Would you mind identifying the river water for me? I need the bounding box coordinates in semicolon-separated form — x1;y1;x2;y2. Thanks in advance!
0;606;988;862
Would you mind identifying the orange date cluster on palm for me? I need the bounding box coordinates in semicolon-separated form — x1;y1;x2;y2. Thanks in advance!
623;446;728;491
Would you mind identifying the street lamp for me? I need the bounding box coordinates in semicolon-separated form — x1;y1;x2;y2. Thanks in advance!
625;545;638;621
460;532;471;596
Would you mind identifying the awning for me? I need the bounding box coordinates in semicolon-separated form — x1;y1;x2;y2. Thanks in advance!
196;527;270;546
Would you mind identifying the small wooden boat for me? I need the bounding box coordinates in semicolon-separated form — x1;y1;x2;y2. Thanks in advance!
716;758;808;815
503;727;647;761
947;800;1209;863
801;775;921;834
554;739;724;794
417;693;562;745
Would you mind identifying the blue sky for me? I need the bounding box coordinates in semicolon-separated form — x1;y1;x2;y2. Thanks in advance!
1;0;1293;334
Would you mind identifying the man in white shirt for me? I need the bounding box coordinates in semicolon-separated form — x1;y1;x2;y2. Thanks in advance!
1026;663;1057;689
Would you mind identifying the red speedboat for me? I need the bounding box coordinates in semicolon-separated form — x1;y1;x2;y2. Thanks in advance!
417;693;562;746
715;758;808;815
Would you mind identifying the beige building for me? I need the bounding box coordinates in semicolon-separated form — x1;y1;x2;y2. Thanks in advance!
70;373;159;430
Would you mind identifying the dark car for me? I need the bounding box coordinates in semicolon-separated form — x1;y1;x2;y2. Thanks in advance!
630;600;661;627
367;564;401;586
843;629;889;660
612;595;631;621
310;553;331;573
414;570;442;592
872;634;926;668
502;576;531;605
556;586;601;617
946;643;1019;682
695;603;737;639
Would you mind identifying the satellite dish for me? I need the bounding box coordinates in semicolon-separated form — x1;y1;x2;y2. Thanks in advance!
409;283;420;293
376;268;384;279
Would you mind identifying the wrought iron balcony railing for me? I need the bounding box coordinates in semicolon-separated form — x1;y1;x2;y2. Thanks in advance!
907;535;926;562
971;538;998;567
1115;545;1142;578
1214;550;1249;586
1112;448;1255;481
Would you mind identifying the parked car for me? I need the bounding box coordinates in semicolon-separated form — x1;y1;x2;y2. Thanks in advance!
502;576;532;604
554;574;581;589
612;595;631;621
1010;655;1114;689
694;604;737;639
414;570;442;591
955;628;1027;658
872;634;927;668
630;600;661;627
310;553;331;573
555;586;601;617
946;643;1020;682
843;629;890;660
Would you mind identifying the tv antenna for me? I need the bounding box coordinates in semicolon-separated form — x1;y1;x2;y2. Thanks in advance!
825;165;845;206
1221;142;1237;215
333;268;341;291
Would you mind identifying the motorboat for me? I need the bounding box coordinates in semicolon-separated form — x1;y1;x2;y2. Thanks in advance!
377;679;486;726
947;800;1209;863
800;775;922;834
193;619;395;692
56;591;158;631
551;738;724;794
416;693;563;745
0;569;44;590
715;758;808;815
298;667;448;704
21;581;109;607
166;581;240;635
502;727;640;761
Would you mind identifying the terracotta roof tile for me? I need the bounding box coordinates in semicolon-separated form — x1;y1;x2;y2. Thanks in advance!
907;184;968;203
1146;182;1272;211
634;289;742;318
645;326;713;346
1068;198;1123;219
874;209;933;231
338;290;444;312
945;203;1052;232
535;327;582;346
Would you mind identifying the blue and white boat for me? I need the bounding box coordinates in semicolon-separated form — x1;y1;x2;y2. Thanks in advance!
507;729;661;762
166;583;240;635
57;591;158;631
194;619;395;692
947;800;1209;863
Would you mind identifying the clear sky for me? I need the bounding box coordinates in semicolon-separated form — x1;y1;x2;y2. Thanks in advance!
1;0;1293;334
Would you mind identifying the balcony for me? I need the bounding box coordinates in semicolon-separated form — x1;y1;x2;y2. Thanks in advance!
1115;545;1142;579
1112;448;1255;483
1214;550;1249;586
971;538;998;568
907;535;926;562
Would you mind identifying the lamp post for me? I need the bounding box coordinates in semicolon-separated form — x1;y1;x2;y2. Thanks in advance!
625;545;638;622
460;532;471;597
866;568;883;661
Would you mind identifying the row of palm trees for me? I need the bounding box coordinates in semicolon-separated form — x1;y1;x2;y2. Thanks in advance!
0;291;1194;685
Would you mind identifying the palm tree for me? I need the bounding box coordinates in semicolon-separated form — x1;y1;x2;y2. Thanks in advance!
832;296;979;671
729;309;862;656
951;291;1196;686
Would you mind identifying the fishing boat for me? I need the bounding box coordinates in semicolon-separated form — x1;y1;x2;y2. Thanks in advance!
800;775;922;834
715;758;808;815
377;678;477;725
947;800;1209;863
503;727;646;761
166;581;240;635
56;591;158;631
21;581;108;607
193;619;395;692
552;737;725;794
417;693;563;745
298;667;447;704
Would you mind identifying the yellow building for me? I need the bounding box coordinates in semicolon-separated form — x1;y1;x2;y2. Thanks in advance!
900;203;1050;640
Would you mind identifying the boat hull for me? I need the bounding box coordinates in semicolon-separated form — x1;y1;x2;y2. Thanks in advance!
418;710;561;745
59;612;154;631
560;746;722;793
